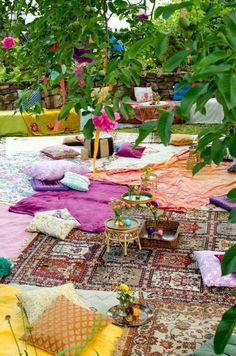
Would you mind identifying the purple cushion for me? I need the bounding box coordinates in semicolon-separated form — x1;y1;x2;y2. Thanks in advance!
31;178;70;191
194;251;236;287
24;160;90;181
116;142;146;159
209;195;236;211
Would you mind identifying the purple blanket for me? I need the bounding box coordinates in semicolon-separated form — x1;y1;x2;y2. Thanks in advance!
9;181;127;233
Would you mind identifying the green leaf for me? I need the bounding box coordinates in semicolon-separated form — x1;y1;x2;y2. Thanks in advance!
83;118;95;139
154;2;192;20
229;208;236;223
120;102;129;120
93;103;102;116
197;131;222;151
214;305;236;354
180;84;208;118
108;2;116;13
225;31;236;51
192;162;206;176
216;73;236;111
211;139;225;165
221;244;236;275
224;11;236;36
227;188;236;202
228;134;236;157
58;102;74;120
164;50;188;73
155;32;169;59
104;106;115;120
157;110;174;146
191;64;231;81
119;68;132;87
196;51;228;68
134;121;157;147
127;38;152;59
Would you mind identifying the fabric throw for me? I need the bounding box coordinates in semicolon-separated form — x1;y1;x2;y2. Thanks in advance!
9;181;127;233
84;136;114;158
194;251;236;288
209;195;236;211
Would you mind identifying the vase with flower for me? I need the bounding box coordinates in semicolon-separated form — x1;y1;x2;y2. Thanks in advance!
111;199;131;226
116;284;135;320
146;201;163;237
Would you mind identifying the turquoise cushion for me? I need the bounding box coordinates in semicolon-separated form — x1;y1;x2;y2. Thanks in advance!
193;335;236;356
60;172;90;192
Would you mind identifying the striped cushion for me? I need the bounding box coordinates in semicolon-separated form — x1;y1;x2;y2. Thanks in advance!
60;172;90;191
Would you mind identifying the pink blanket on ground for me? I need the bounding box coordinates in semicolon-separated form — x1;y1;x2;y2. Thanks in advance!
92;151;236;212
0;203;32;259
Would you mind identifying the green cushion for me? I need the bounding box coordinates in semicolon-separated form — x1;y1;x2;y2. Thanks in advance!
193;335;236;356
0;110;28;136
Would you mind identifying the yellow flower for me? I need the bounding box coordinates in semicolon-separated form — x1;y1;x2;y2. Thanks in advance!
119;284;129;292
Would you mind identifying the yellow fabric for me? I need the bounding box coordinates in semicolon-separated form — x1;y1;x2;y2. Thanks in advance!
0;284;123;356
22;108;80;136
170;134;194;146
93;128;101;178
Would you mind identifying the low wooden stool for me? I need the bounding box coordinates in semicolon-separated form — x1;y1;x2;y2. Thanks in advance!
104;218;141;256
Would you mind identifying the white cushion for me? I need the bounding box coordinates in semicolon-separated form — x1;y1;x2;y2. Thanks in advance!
134;87;153;103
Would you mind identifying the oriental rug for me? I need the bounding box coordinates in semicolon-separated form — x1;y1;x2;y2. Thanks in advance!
3;210;236;307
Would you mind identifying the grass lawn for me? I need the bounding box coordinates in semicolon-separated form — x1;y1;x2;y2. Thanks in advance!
117;123;219;135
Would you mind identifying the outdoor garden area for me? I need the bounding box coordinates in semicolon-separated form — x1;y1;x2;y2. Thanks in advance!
0;0;236;355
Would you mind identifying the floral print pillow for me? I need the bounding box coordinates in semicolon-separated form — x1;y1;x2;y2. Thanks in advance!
134;87;153;103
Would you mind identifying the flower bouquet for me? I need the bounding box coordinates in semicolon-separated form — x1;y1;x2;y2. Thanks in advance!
146;201;163;237
116;284;136;320
111;199;131;226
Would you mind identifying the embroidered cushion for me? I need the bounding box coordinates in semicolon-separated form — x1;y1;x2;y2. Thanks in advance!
20;295;111;355
17;283;88;324
228;159;236;172
116;142;146;159
193;251;236;287
134;87;153;103
60;172;90;191
41;144;79;159
26;208;80;233
24;160;89;181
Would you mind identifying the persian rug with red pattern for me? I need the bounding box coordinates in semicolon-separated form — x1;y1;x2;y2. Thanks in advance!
3;209;236;355
3;210;236;305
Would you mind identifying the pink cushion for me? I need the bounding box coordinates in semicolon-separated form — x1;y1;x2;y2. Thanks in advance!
24;160;90;181
116;142;146;159
194;251;236;287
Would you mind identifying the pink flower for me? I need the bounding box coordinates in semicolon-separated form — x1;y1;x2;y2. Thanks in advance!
77;79;85;86
30;123;39;132
2;36;15;49
75;69;82;77
92;109;120;132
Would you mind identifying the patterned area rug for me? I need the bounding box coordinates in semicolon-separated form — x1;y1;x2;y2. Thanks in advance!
3;209;236;355
4;210;236;305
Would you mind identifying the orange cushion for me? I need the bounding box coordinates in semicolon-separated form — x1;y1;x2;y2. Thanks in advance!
21;295;111;355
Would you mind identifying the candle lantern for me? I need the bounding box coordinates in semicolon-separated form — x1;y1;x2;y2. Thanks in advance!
140;167;157;195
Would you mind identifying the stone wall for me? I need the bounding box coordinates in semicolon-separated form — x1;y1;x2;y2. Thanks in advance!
0;72;185;110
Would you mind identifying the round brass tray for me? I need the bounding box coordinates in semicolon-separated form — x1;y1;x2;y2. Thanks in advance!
121;192;153;205
107;304;153;327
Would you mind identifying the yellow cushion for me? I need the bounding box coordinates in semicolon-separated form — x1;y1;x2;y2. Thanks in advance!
170;134;194;146
0;284;123;356
21;295;111;355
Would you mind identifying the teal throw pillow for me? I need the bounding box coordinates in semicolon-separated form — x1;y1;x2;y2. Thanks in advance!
60;172;90;192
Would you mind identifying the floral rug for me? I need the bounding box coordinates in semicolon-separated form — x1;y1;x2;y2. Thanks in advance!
3;209;236;355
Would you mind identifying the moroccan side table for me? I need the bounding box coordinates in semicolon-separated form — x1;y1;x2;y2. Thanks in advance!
104;218;141;256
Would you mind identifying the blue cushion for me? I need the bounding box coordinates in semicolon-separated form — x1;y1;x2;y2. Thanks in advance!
60;172;90;191
18;89;41;110
173;83;191;101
